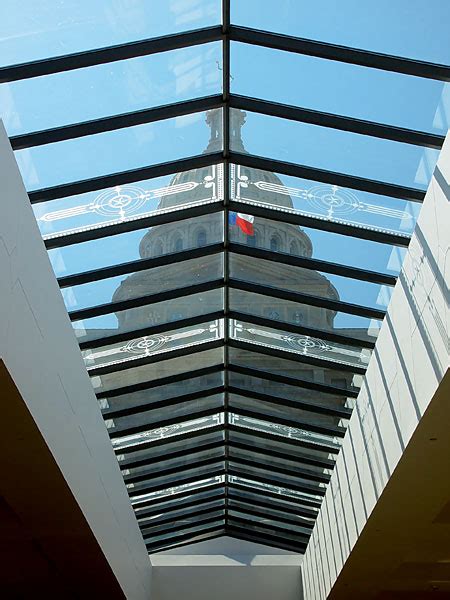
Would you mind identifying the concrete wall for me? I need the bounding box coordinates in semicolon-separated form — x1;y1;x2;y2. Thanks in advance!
151;536;303;600
301;136;450;598
0;122;152;598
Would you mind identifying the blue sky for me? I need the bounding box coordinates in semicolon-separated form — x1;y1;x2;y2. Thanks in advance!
0;0;449;333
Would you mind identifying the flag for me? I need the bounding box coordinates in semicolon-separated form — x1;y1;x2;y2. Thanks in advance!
229;211;254;236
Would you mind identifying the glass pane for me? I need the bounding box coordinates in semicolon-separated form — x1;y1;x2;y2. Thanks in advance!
231;42;449;134
229;288;380;346
227;506;310;536
101;371;223;414
112;413;224;453
36;163;223;238
145;517;225;544
229;413;341;452
138;499;224;528
92;347;224;394
142;509;225;536
107;393;224;435
230;109;437;189
16;108;223;190
228;485;318;516
74;288;224;344
230;318;371;371
230;252;390;312
228;498;314;528
56;242;223;308
131;474;225;506
228;474;322;506
117;429;224;469
127;462;225;495
83;319;224;370
3;43;221;135
229;393;346;434
0;0;221;65
231;0;450;63
229;346;363;392
227;516;307;544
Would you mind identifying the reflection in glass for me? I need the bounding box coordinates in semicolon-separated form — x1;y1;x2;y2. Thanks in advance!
131;474;225;505
228;475;322;505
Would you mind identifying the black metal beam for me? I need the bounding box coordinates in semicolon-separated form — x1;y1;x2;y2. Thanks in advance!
97;363;224;400
228;384;351;419
110;406;224;440
228;363;359;399
229;404;345;440
229;309;374;350
134;482;224;511
228;440;331;480
229;242;397;286
45;201;223;250
229;198;410;247
229;25;450;81
229;151;425;202
130;469;226;500
228;467;324;498
228;480;321;510
229;337;367;376
146;527;225;553
60;243;223;288
104;385;224;421
114;423;224;456
0;26;223;83
140;505;225;533
228;422;338;456
229;278;386;320
228;485;318;519
142;514;225;540
227;501;314;530
11;95;224;149
227;527;307;554
229;94;445;149
81;310;225;352
71;278;224;322
127;456;225;487
119;439;225;473
136;492;226;522
29;152;223;203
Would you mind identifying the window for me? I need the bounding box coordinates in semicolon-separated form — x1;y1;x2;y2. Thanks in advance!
270;236;280;252
174;237;183;252
290;240;299;256
196;229;207;247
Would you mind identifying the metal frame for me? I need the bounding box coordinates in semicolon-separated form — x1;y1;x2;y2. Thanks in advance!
6;2;449;553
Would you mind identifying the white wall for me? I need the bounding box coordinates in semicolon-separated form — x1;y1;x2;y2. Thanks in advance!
151;536;303;600
0;122;152;598
301;137;450;599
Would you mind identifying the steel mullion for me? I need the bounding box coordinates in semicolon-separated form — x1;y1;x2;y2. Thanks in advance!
229;242;397;286
70;278;224;322
227;384;351;419
229;198;410;247
229;337;367;375
228;363;359;399
228;422;339;455
228;501;314;530
228;440;332;479
119;440;225;473
130;468;226;499
229;94;445;149
226;527;307;553
229;278;386;320
97;364;224;400
228;485;319;518
103;385;225;420
29;152;223;203
140;505;226;533
0;26;223;83
11;95;224;150
228;310;374;350
142;514;225;539
227;467;324;497
134;482;224;510
87;338;225;378
229;404;346;439
114;424;224;456
136;492;226;521
59;242;223;288
125;455;225;486
109;406;223;440
229;25;450;81
146;527;225;553
229;151;425;202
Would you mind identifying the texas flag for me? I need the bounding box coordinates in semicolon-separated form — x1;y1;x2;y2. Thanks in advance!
229;211;254;236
